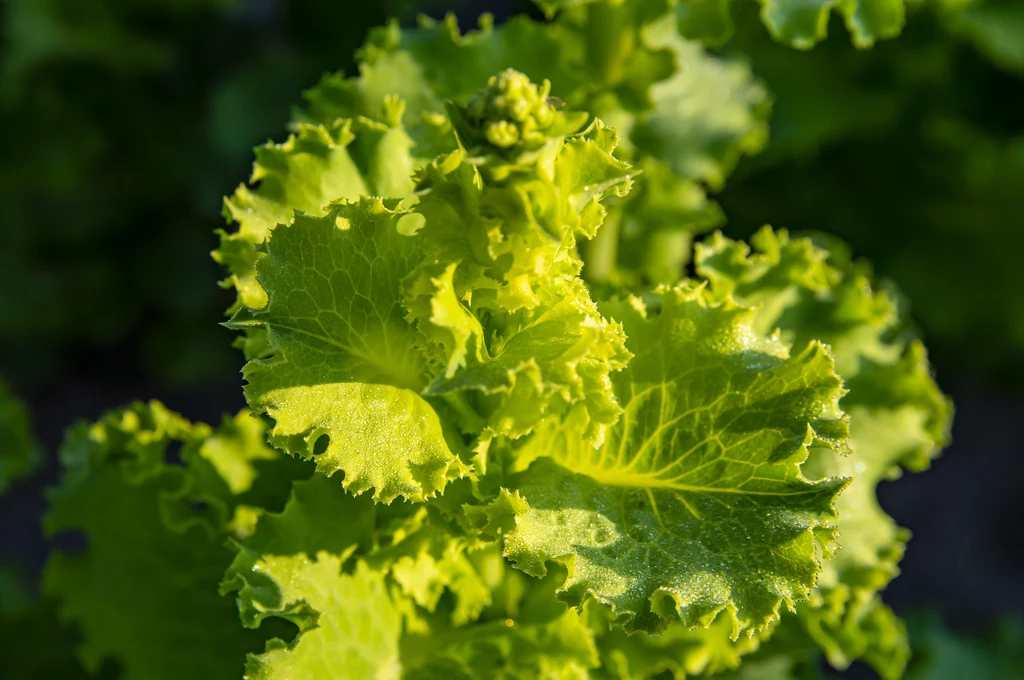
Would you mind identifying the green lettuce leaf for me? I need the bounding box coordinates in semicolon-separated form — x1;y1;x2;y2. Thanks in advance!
540;0;904;49
222;473;498;679
290;8;768;288
0;565;97;680
215;102;418;313
501;284;850;635
941;0;1024;74
230;197;468;503
587;12;769;285
695;228;952;677
194;410;280;496
236;556;402;680
233;77;637;498
211;41;953;677
400;559;601;679
592;603;763;678
634;16;770;194
221;474;402;680
42;402;292;680
0;378;40;495
757;0;906;48
542;0;905;48
367;487;494;627
800;592;908;680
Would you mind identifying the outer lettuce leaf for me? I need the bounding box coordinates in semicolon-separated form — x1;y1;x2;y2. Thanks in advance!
589;12;769;285
215;103;417;313
793;345;946;678
541;0;904;49
387;530;493;628
0;378;40;495
757;0;905;48
800;591;908;679
0;567;97;680
221;475;401;680
237;556;402;680
591;605;763;678
231;198;467;504
42;402;295;680
603;158;725;285
404;611;599;679
195;410;280;496
367;486;494;627
501;284;850;635
633;16;769;194
675;0;906;48
940;0;1024;74
695;228;952;677
400;560;601;679
695;229;897;376
222;474;495;679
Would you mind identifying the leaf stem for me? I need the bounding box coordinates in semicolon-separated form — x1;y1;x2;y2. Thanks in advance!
438;391;485;433
583;205;621;282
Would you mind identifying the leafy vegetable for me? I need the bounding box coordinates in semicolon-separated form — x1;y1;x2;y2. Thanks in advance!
43;403;307;679
11;0;975;678
503;285;849;635
210;63;949;676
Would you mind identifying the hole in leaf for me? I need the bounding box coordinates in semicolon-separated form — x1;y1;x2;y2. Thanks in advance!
258;616;301;645
397;212;426;235
52;530;89;556
165;440;185;466
312;433;330;456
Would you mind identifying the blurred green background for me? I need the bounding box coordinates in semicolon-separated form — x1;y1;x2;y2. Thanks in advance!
0;0;474;392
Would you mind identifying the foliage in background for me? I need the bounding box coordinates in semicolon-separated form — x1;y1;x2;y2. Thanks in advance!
0;383;95;679
0;380;40;495
0;0;464;390
904;613;1024;680
713;0;1024;384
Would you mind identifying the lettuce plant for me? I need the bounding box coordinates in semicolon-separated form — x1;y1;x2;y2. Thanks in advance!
30;2;955;679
